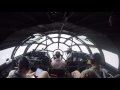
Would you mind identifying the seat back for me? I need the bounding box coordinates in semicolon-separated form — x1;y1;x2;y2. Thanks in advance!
50;69;66;78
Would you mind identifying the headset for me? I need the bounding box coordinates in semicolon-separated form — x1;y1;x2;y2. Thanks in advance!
91;53;102;64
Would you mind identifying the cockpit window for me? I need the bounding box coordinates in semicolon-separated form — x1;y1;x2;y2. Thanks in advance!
89;46;100;54
47;43;58;51
36;45;46;50
80;45;90;54
52;38;58;42
102;49;119;69
72;46;80;52
48;34;59;38
78;36;94;45
37;36;46;43
60;38;66;42
59;43;69;51
0;47;15;65
73;37;82;44
13;32;101;61
11;31;120;70
61;34;71;38
14;45;27;57
65;40;73;46
27;44;38;53
48;51;53;59
42;39;52;45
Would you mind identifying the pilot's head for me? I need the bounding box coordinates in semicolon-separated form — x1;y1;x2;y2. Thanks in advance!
18;56;30;74
55;51;61;58
67;48;72;54
91;53;102;65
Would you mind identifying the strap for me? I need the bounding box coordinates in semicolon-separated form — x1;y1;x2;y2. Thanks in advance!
93;69;107;78
93;70;101;78
101;69;106;78
54;58;63;69
57;64;62;69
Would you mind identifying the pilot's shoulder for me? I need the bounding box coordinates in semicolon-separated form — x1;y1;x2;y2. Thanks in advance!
81;68;93;74
101;68;108;73
9;70;16;74
7;70;16;78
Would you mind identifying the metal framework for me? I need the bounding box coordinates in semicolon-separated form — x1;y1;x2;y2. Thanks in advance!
12;30;99;60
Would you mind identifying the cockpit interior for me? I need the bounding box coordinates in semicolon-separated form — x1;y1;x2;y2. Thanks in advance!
0;12;120;78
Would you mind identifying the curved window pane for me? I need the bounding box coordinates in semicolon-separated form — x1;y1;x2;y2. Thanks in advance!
102;49;119;69
63;53;67;60
59;43;69;51
71;42;75;46
60;38;66;43
66;40;72;46
78;36;94;45
80;45;90;54
27;44;38;52
61;34;71;38
37;36;46;43
47;43;58;51
73;37;82;44
36;45;46;50
48;51;53;59
72;46;80;51
48;34;59;38
42;39;52;45
15;45;27;57
52;38;58;42
0;47;15;65
89;46;100;54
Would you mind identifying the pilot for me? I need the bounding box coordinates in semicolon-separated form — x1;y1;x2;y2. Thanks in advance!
66;48;74;64
7;56;50;78
51;51;66;69
7;57;31;78
72;53;110;78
